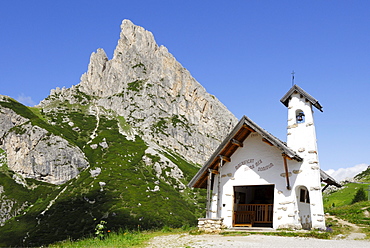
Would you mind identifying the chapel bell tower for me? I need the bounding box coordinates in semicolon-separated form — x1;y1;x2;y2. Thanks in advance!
280;84;326;229
280;84;323;158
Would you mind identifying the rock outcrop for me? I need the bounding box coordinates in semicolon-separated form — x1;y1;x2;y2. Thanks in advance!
0;97;89;184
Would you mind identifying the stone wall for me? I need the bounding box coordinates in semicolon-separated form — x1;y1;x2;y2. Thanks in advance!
197;218;225;233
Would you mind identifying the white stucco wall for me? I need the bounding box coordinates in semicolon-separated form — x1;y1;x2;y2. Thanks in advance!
210;132;304;229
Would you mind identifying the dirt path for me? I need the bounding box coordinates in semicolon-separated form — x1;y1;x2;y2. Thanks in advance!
326;215;367;240
146;215;368;247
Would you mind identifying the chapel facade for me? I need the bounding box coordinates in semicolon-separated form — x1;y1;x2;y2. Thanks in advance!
189;85;340;230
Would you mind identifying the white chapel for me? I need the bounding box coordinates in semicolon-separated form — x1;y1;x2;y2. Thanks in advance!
189;84;341;230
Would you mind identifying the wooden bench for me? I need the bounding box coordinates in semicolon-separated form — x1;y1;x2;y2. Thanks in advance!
233;211;255;227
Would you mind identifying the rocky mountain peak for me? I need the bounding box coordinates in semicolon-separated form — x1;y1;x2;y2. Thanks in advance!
41;19;237;165
113;19;159;60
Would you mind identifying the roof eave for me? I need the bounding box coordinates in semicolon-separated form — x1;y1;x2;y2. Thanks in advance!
187;117;247;188
280;84;323;112
320;169;342;188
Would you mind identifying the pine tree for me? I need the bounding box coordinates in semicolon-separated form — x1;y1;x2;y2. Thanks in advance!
351;187;367;204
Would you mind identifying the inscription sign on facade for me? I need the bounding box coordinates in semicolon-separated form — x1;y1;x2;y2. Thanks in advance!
235;158;274;172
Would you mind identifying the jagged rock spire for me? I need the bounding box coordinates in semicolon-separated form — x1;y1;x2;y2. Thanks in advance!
41;19;238;165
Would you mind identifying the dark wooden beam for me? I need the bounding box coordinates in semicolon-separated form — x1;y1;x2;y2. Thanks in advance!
206;169;212;218
322;184;329;192
218;155;231;163
262;138;274;146
231;138;243;147
242;124;255;132
282;154;291;190
198;175;208;189
284;155;294;161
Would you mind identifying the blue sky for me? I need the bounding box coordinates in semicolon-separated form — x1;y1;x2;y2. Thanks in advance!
1;1;369;174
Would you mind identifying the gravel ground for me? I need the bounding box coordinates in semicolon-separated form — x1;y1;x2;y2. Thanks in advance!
146;233;370;248
147;216;369;247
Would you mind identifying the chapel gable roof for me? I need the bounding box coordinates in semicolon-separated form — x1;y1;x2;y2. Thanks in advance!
188;115;302;189
280;84;323;112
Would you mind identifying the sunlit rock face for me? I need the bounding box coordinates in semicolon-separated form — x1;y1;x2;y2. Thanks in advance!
41;19;237;166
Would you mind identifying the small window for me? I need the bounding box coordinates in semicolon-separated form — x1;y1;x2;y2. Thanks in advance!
296;110;305;124
300;188;310;203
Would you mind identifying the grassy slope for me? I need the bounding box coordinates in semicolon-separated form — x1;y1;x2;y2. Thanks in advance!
49;227;196;248
323;175;370;237
323;166;370;217
0;99;205;247
0;164;62;246
323;183;370;208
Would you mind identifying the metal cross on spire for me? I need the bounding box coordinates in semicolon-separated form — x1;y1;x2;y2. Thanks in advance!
291;70;295;86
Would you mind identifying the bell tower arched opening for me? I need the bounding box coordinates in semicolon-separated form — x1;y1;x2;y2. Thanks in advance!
295;109;305;124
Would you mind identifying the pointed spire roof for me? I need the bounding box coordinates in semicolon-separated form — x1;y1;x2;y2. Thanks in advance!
280;85;323;112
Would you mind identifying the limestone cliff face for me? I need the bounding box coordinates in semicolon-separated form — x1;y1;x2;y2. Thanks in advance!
40;20;237;165
0;97;89;184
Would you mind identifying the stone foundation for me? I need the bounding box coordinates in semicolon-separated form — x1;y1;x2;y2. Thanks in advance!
197;218;225;233
277;223;302;230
